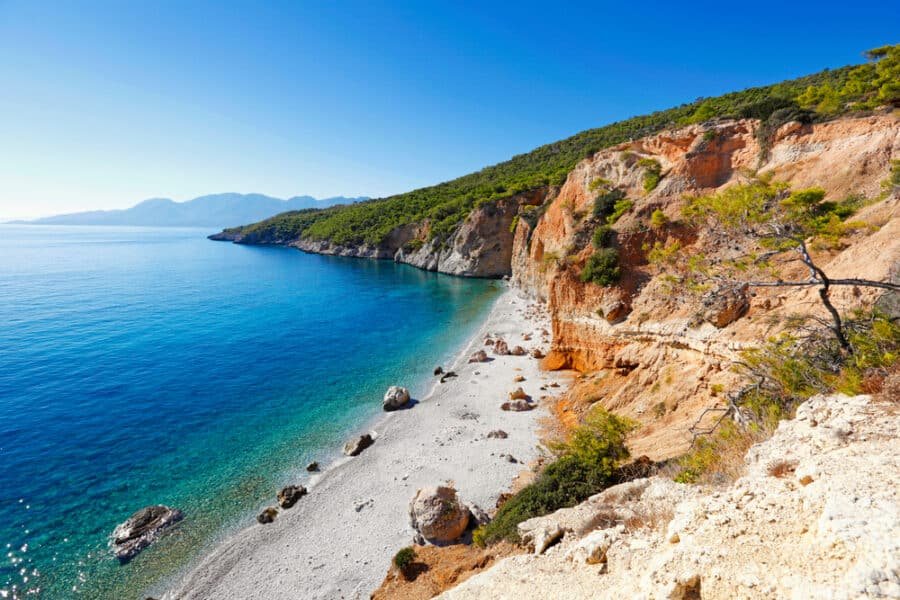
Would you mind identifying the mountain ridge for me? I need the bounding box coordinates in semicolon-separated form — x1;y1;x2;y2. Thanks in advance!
10;193;368;228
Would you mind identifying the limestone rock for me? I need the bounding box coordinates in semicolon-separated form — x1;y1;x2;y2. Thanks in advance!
468;350;489;363
493;340;509;355
409;486;470;544
700;283;750;328
277;485;307;509
531;348;545;359
501;399;535;412
111;505;183;562
486;429;508;439
383;386;411;411
508;387;529;400
344;433;374;456
510;345;527;356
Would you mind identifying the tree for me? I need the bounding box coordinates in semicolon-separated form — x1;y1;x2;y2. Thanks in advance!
671;180;899;352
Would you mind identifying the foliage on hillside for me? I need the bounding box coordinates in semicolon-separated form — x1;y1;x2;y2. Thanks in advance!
226;46;897;247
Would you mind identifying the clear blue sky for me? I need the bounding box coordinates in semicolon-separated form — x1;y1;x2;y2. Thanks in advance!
0;1;896;219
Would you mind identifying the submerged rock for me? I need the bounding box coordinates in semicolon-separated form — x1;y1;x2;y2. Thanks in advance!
306;461;320;472
111;505;183;562
257;507;278;524
434;366;444;376
383;386;411;411
344;433;375;456
409;486;470;544
277;485;308;509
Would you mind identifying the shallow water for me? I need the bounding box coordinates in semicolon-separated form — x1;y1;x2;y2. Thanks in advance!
0;225;500;599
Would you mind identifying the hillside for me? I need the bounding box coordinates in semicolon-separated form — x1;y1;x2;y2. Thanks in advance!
15;193;366;228
212;44;899;278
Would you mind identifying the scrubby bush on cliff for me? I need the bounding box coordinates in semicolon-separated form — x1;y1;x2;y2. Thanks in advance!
638;158;662;193
580;248;621;286
674;309;899;484
475;409;635;545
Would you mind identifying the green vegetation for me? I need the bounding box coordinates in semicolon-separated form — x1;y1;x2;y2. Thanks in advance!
392;546;417;577
224;46;897;248
638;158;662;193
649;208;668;229
591;224;614;249
580;248;621;286
475;409;635;545
674;310;899;484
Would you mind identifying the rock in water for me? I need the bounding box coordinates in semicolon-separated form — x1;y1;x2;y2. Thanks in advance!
468;350;489;363
383;386;411;411
257;507;278;524
111;505;183;562
344;433;375;456
409;486;470;544
277;485;308;508
434;366;444;376
306;461;320;472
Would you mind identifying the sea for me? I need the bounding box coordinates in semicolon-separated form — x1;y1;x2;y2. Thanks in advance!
0;225;501;599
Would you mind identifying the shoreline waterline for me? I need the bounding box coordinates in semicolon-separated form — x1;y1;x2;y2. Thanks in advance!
163;287;567;599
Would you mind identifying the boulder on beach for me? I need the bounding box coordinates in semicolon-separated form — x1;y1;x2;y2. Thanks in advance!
531;348;545;359
383;386;411;411
277;485;307;509
434;366;444;376
257;507;278;524
344;433;375;456
468;350;489;363
409;486;470;544
510;345;527;356
306;461;320;472
493;340;510;355
440;371;458;383
509;387;529;400
501;399;535;412
484;337;494;346
486;429;508;439
513;375;526;382
111;505;183;562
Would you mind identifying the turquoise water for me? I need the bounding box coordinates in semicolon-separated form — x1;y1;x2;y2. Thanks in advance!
0;225;501;599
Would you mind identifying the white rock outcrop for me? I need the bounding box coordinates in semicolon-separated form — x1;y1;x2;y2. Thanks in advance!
440;394;900;599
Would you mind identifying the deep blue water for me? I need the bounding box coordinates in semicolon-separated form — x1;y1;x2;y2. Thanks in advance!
0;225;501;599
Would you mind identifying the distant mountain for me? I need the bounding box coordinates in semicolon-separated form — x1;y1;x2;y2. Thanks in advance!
11;193;367;228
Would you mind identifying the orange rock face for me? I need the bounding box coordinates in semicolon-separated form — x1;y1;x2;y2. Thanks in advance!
512;113;899;459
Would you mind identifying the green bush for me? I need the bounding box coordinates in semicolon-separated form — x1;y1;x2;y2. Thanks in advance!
593;187;626;219
580;248;621;286
638;158;662;193
477;409;635;545
592;225;614;249
393;546;416;571
606;199;634;224
650;209;668;229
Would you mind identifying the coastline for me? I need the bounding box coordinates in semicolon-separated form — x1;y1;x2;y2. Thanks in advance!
163;286;567;599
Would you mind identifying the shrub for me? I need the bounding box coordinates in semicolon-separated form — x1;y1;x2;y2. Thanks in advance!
593;188;626;219
393;546;416;573
650;209;668;229
581;248;621;286
606;199;633;224
592;225;614;248
638;158;662;193
478;409;635;544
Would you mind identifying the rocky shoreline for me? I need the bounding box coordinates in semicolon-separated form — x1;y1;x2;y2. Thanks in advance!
161;288;569;599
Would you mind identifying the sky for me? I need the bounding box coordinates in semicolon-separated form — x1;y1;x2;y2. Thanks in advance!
0;1;897;220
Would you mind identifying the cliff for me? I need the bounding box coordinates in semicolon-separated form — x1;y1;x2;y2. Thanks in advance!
211;188;554;278
511;112;899;458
